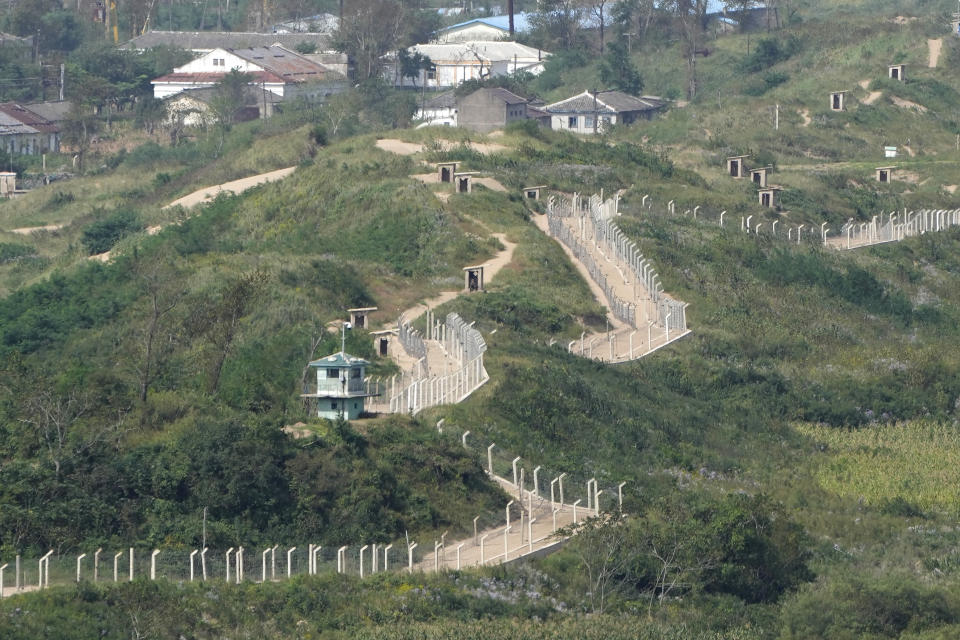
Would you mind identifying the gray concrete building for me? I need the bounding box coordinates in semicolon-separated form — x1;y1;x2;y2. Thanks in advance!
457;88;528;133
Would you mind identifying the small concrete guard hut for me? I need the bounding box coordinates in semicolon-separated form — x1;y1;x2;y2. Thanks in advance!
303;351;374;420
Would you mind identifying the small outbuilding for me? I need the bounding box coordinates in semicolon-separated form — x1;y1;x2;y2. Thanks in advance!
888;64;905;81
437;161;458;183
750;166;771;188
830;91;847;111
453;171;478;193
758;186;783;209
463;265;485;291
875;166;896;183
523;185;546;200
347;307;377;329
726;155;750;178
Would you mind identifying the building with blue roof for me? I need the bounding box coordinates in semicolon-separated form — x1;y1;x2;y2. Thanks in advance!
433;13;532;43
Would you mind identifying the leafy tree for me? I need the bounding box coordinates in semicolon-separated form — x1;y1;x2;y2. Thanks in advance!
193;270;269;394
529;0;588;51
396;48;432;88
664;0;709;99
599;39;643;94
333;0;405;80
209;68;253;126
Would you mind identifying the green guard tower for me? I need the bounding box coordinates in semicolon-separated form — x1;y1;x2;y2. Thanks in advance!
303;351;374;420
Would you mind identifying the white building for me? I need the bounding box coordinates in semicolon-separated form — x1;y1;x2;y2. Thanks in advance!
432;14;532;43
386;41;549;89
151;45;340;101
544;90;666;134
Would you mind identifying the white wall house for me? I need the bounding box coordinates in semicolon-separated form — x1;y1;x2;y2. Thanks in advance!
152;45;338;101
386;41;549;89
545;91;666;134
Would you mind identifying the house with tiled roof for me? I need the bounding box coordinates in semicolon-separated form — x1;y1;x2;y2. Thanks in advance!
151;45;344;109
0;102;63;154
544;90;667;134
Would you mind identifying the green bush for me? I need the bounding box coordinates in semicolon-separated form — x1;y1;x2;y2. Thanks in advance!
81;209;143;255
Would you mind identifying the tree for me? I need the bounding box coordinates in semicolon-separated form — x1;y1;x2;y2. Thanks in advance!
131;254;186;407
193;270;269;394
529;0;588;51
568;514;641;613
209;68;252;126
666;0;710;99
333;0;405;81
585;0;612;54
396;48;432;88
599;38;643;94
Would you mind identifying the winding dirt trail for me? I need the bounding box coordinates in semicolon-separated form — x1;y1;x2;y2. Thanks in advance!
399;233;517;324
7;223;64;234
860;79;882;105
164;166;296;210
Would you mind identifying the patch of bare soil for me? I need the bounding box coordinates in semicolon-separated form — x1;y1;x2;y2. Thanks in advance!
891;96;927;112
928;38;942;68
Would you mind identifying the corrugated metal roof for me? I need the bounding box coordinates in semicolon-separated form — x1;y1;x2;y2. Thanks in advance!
123;30;331;51
0;103;59;134
0;110;38;136
229;46;329;82
152;71;288;84
439;13;533;34
545;90;666;114
407;41;548;63
22;101;72;123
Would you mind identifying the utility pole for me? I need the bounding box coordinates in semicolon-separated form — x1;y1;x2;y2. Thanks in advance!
59;64;64;102
775;103;779;130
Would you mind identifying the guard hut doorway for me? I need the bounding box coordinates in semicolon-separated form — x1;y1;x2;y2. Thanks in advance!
523;185;546;200
726;155;749;178
758;186;782;209
888;64;905;81
437;162;458;183
454;172;478;193
347;307;377;329
371;329;396;357
463;265;485;292
751;167;771;188
830;91;846;111
875;166;895;183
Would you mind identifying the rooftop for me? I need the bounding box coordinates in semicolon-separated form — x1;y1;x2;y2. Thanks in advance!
405;41;548;62
438;13;533;34
308;351;370;368
123;30;331;52
545;90;666;114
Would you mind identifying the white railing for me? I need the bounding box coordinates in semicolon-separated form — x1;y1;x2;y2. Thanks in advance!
367;312;488;415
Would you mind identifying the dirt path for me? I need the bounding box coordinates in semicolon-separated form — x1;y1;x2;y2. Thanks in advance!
798;109;812;127
533;210;688;362
7;223;64;234
376;138;508;157
860;79;882;105
399;233;517;325
164;166;296;210
928;38;942;68
417;474;580;572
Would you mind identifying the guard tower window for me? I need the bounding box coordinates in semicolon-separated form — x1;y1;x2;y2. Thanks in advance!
326;368;340;379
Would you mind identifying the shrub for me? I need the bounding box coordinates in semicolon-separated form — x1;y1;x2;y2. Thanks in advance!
81;209;143;255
